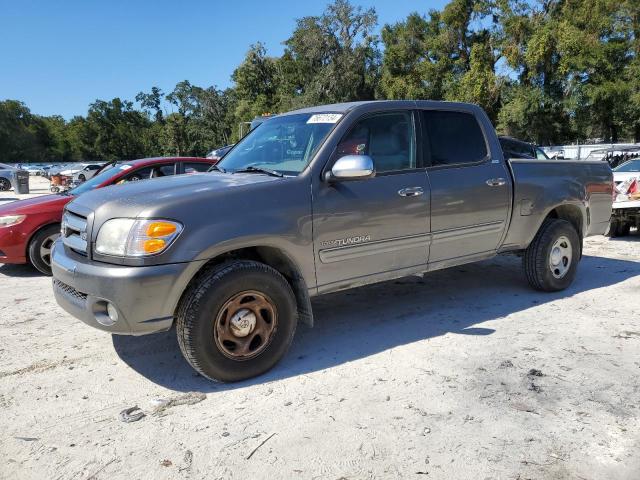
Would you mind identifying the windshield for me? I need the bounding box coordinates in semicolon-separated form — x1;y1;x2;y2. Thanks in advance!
614;160;640;172
218;113;342;176
68;163;122;195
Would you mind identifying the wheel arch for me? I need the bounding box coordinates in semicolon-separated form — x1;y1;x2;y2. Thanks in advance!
529;204;584;258
177;245;314;327
544;204;584;238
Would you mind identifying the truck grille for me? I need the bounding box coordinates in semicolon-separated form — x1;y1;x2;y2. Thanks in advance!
53;279;88;307
53;279;87;299
61;209;88;255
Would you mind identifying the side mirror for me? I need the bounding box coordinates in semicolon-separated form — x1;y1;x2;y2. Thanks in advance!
327;155;375;182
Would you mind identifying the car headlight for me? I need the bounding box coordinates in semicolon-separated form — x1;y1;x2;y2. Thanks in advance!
95;219;182;257
0;214;26;227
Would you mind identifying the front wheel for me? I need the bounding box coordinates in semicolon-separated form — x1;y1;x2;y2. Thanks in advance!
524;218;580;291
0;177;11;191
28;224;61;275
176;260;298;382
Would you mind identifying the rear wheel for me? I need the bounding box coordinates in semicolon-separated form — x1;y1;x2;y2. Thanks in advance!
617;223;631;237
524;218;580;291
0;177;10;191
176;260;298;382
606;219;630;238
28;224;60;275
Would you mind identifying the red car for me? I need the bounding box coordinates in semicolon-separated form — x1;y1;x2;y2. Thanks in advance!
0;157;217;275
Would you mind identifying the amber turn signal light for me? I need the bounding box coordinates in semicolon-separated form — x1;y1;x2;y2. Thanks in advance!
147;222;177;237
143;238;166;253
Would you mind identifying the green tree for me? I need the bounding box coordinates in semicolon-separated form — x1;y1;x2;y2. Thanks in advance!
83;98;150;160
281;0;380;105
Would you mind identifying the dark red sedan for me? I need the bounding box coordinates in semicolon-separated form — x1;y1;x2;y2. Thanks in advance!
0;157;217;274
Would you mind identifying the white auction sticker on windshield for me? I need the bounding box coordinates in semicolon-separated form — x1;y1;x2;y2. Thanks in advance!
307;113;343;124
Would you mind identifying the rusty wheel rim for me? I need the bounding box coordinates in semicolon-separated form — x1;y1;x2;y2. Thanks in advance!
214;290;278;361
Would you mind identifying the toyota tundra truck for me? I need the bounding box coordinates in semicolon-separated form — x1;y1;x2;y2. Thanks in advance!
51;100;613;382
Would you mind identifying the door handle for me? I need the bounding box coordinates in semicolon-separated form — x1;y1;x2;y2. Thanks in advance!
486;178;506;187
398;187;424;197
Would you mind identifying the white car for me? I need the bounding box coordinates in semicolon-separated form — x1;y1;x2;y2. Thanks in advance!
609;159;640;237
60;163;103;182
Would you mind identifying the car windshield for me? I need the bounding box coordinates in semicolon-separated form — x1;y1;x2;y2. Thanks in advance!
614;159;640;172
68;163;122;195
218;113;342;176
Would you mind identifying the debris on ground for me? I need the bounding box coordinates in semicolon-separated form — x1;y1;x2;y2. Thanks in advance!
528;383;543;393
119;406;145;423
528;368;544;377
246;433;277;460
151;392;206;416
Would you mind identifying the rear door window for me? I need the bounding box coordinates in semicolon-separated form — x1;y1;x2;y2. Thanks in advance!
421;111;488;166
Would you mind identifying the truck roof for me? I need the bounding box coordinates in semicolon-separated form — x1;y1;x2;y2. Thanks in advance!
283;100;483;116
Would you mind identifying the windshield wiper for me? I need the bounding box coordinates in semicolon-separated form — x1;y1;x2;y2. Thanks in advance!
234;166;284;178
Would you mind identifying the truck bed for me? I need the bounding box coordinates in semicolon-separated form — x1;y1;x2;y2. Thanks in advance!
500;159;613;251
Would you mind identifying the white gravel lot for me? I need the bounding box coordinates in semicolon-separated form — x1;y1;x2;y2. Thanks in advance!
1;177;639;479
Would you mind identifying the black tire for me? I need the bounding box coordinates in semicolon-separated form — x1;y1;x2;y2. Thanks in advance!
524;218;580;292
618;223;631;237
605;219;619;238
28;224;61;275
176;260;298;382
0;177;10;191
78;174;86;182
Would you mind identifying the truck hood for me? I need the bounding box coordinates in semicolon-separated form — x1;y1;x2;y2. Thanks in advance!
66;172;282;219
0;193;71;216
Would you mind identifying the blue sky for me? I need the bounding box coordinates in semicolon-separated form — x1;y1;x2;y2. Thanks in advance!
0;0;450;119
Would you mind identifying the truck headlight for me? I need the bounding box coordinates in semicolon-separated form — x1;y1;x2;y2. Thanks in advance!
0;214;26;227
95;219;182;257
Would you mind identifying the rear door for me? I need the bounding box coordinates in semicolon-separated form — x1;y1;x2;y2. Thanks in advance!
421;109;511;267
313;110;430;291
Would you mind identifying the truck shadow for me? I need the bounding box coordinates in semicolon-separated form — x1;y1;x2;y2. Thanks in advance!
112;253;640;393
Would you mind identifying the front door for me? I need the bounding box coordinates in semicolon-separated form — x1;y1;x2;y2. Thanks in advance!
420;109;511;267
313;111;430;292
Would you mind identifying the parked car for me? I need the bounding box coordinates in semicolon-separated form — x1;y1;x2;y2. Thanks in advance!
51;100;613;383
21;164;45;176
0;163;17;191
72;163;104;182
608;159;640;237
499;136;550;160
0;157;216;275
0;163;28;192
206;145;234;162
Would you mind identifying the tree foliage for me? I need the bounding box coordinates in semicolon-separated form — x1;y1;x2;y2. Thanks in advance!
1;0;639;163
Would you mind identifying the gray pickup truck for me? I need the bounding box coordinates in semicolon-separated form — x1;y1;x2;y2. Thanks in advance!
51;100;613;382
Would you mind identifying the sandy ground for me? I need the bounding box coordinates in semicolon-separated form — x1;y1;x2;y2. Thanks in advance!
1;179;640;479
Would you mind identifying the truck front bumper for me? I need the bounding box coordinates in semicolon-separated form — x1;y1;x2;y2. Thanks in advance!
51;240;206;335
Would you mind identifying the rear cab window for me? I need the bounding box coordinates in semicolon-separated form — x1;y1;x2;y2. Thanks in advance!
420;110;488;167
